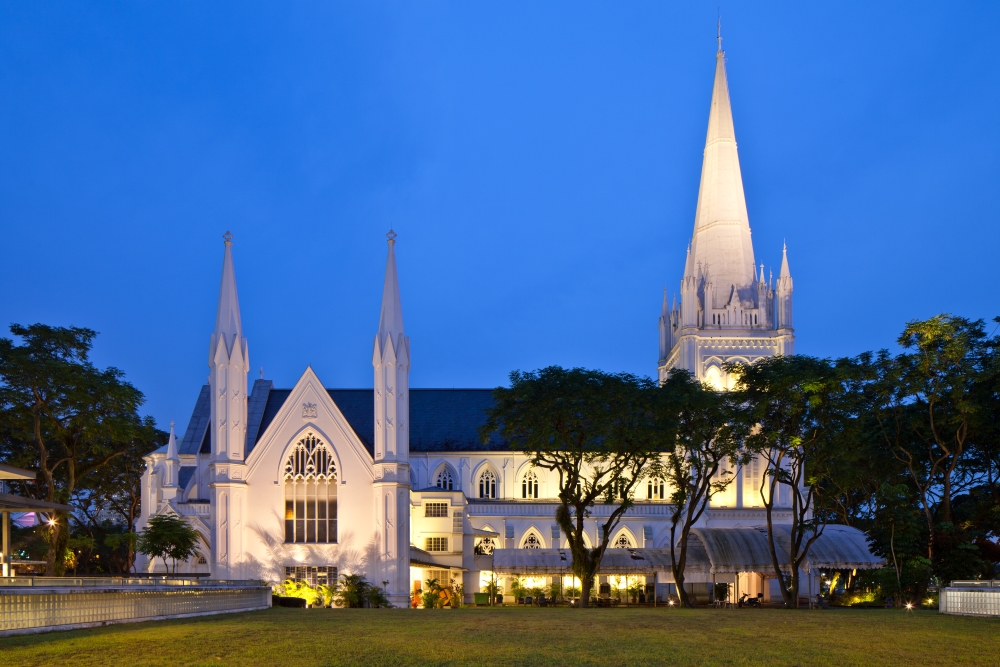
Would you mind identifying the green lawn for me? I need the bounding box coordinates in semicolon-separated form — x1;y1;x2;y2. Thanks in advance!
2;606;998;667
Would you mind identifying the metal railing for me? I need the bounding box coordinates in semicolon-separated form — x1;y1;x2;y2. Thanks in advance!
0;576;265;588
949;580;1000;588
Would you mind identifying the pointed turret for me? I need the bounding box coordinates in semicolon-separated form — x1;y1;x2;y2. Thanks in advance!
688;44;756;299
377;231;405;349
162;421;179;495
213;232;243;354
658;289;670;360
778;243;791;281
776;243;793;332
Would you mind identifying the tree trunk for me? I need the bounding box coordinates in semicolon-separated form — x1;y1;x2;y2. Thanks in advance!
579;573;593;607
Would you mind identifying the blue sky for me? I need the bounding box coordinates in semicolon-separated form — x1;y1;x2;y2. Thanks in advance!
1;2;998;430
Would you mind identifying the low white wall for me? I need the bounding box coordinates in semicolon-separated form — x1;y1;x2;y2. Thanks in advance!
940;587;1000;617
0;585;271;636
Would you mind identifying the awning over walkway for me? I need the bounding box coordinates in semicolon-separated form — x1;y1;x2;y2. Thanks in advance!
770;524;885;572
691;527;788;574
488;525;882;576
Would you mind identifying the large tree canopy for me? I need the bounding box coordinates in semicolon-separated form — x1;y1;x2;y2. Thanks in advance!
482;367;668;607
0;323;153;574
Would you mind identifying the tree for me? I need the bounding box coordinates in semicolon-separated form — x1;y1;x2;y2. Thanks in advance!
482;367;665;607
729;355;856;608
73;421;165;573
659;370;740;608
0;324;148;574
865;315;996;569
137;513;202;573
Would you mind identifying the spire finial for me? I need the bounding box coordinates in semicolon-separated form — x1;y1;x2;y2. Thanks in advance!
386;228;397;243
259;367;264;379
717;9;722;53
169;420;175;431
223;230;233;245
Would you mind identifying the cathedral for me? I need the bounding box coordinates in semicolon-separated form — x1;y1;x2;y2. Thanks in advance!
137;44;877;606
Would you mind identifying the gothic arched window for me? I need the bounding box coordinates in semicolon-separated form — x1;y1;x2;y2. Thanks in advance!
475;537;495;555
436;468;454;490
614;533;633;549
521;471;539;499
522;532;542;549
478;470;497;499
647;478;665;500
284;433;337;544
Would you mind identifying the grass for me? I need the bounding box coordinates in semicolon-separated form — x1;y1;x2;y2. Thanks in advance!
2;606;999;667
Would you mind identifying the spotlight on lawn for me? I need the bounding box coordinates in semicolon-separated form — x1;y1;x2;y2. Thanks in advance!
668;600;675;606
905;602;913;610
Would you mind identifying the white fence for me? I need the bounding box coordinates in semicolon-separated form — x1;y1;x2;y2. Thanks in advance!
940;581;1000;617
0;579;270;635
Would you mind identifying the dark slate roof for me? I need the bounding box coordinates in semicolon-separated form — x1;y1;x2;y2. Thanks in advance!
245;379;273;452
247;388;506;456
179;385;211;455
182;382;507;458
178;466;196;493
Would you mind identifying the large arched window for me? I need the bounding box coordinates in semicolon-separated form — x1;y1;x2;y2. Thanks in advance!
478;470;497;499
435;468;454;490
521;471;538;499
284;433;337;544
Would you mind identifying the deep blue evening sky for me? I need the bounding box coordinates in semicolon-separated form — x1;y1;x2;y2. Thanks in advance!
2;2;998;430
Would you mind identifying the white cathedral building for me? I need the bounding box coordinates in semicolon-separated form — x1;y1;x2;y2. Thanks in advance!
137;44;877;606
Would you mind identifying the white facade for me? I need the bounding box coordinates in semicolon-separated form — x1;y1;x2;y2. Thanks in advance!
138;44;812;604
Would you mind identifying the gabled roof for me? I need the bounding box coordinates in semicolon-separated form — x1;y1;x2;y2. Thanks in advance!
178;385;211;455
245;386;506;457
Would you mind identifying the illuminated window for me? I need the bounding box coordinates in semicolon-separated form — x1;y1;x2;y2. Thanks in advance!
522;533;542;549
614;533;633;549
521;471;539;499
435;468;454;490
424;502;448;518
425;537;449;552
285;565;337;586
479;470;497;499
284;433;337;544
647;478;666;500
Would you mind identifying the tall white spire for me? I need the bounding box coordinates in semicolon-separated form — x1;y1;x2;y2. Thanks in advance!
377;230;404;347
688;44;756;296
371;230;411;607
214;231;243;351
207;231;249;579
659;38;794;385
